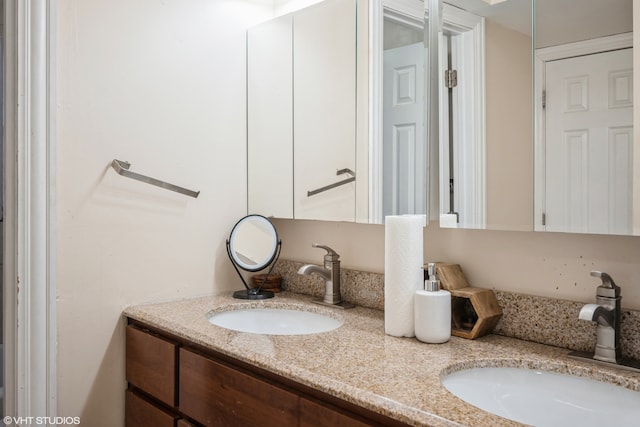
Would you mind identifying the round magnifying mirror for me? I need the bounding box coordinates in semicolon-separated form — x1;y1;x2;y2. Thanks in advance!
227;215;281;300
228;215;279;271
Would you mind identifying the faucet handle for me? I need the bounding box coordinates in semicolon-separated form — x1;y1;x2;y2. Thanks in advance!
591;271;621;298
312;243;340;261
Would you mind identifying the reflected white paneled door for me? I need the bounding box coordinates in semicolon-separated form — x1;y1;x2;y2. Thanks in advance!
544;48;633;234
382;42;425;217
293;0;356;221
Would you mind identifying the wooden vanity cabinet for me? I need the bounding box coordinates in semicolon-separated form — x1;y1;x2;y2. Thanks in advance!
126;320;409;427
125;390;179;427
126;325;177;407
126;325;182;427
179;348;298;426
299;397;373;427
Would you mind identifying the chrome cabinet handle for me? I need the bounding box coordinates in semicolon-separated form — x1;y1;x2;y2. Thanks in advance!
307;168;355;197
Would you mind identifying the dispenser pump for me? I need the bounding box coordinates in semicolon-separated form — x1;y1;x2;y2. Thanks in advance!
425;263;440;292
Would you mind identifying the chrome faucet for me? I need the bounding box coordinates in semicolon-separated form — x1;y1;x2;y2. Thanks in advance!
298;244;354;309
578;271;621;363
569;271;640;372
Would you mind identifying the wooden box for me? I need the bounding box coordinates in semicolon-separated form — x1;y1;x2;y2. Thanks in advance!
434;263;470;291
449;287;502;339
432;263;502;339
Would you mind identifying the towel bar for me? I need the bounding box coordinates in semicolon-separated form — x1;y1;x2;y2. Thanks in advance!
111;159;200;198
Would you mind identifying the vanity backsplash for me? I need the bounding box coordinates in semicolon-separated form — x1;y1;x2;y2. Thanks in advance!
273;259;640;360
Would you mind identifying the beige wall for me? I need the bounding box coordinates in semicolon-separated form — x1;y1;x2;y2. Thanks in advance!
56;0;272;425
485;21;533;231
272;219;640;310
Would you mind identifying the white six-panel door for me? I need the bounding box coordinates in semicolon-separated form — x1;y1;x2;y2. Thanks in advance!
544;48;633;234
382;42;426;217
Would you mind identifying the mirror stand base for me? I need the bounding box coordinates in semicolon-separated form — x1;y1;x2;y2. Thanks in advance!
233;289;275;300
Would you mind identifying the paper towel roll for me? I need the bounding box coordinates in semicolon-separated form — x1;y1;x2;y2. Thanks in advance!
384;215;424;337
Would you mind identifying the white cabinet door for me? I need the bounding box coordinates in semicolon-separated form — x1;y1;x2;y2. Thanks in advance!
544;48;633;234
293;0;357;221
247;15;294;218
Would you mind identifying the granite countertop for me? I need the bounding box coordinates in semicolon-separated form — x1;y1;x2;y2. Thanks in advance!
123;292;640;427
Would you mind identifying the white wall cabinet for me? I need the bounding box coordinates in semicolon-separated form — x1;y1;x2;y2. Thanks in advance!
247;0;358;221
293;0;357;221
247;14;294;218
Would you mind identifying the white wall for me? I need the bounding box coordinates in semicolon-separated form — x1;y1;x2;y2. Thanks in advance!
56;0;273;425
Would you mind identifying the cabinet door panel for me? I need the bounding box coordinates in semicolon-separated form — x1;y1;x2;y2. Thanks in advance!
300;397;374;427
125;390;178;427
293;0;357;221
179;348;299;427
126;325;177;406
247;14;294;218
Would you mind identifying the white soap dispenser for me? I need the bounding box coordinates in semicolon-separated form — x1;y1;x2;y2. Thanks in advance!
415;263;451;343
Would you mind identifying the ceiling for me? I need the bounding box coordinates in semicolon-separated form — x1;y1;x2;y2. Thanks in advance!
445;0;632;48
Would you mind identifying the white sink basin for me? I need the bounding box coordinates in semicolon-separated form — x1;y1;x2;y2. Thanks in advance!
208;307;342;335
442;367;640;426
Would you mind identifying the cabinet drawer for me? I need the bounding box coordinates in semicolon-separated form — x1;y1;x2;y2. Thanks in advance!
179;348;299;427
126;325;177;406
125;390;179;427
300;397;374;427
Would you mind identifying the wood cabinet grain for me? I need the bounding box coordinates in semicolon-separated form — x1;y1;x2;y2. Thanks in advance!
125;390;178;427
179;348;299;427
126;325;178;407
300;397;374;427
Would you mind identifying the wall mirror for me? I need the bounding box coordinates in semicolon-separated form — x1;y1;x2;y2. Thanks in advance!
438;0;636;236
247;0;364;223
438;0;533;231
226;214;282;300
533;0;634;235
247;0;636;234
369;0;429;224
246;0;430;225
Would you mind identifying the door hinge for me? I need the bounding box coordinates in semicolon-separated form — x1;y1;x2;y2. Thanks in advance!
542;212;546;226
445;69;458;89
542;90;546;109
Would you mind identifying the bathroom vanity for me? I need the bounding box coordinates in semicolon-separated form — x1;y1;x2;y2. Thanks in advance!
124;292;640;427
125;319;400;427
